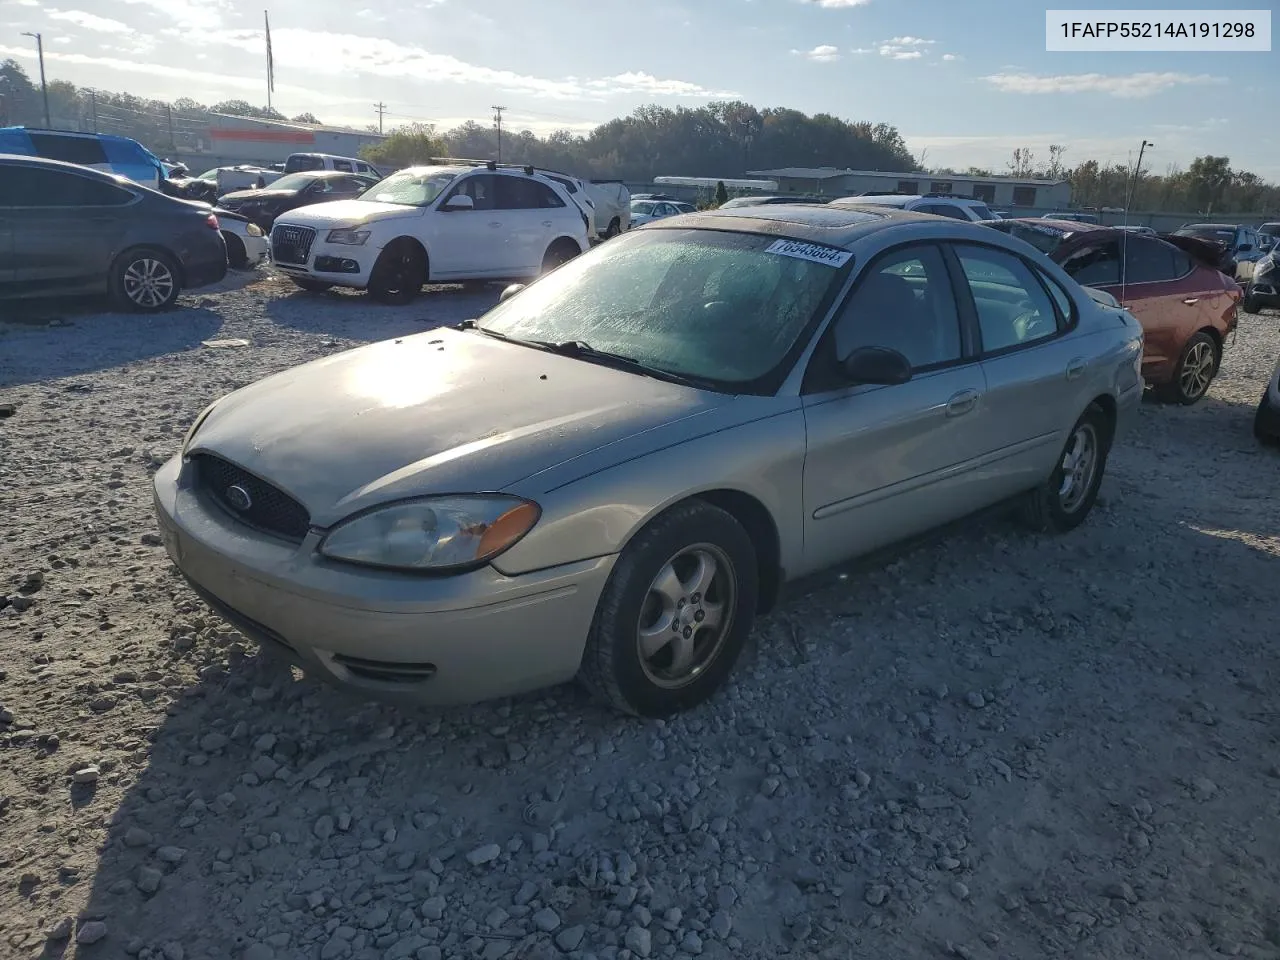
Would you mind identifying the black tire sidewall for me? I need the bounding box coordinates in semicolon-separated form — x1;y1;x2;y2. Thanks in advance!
1037;407;1110;532
111;248;181;312
587;503;758;717
369;243;425;304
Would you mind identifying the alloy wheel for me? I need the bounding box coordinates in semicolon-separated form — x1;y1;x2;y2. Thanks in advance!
123;258;175;308
1057;423;1099;514
1179;341;1216;400
636;544;736;690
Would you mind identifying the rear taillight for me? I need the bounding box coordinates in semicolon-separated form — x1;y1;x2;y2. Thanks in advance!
205;213;220;230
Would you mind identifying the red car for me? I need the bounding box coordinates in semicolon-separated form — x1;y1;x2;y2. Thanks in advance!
986;219;1242;404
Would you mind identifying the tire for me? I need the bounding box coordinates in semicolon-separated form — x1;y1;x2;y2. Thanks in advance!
368;240;427;305
1018;403;1111;534
109;247;182;312
1255;391;1280;445
222;232;248;270
1241;285;1260;315
541;239;580;275
291;278;332;293
578;500;759;717
605;218;621;239
1155;332;1219;405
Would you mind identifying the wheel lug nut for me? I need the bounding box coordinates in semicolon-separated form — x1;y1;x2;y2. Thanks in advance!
682;626;692;639
694;610;704;622
691;592;701;603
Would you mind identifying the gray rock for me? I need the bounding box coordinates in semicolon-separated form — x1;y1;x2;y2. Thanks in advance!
709;912;732;938
137;866;163;894
314;816;335;840
680;931;704;955
864;884;889;906
513;879;538;906
966;691;987;709
466;843;501;866
555;925;586;952
1105;881;1139;903
72;765;101;784
421;896;446;921
199;732;229;753
533;907;561;932
124;827;153;848
950;881;970;900
244;945;275;960
155;845;186;864
77;921;109;945
46;918;73;940
624;926;652;958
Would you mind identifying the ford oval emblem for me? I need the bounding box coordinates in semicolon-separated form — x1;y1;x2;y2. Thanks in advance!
225;484;252;512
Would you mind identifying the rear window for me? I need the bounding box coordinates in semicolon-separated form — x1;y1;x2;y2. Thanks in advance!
29;133;108;166
285;155;325;173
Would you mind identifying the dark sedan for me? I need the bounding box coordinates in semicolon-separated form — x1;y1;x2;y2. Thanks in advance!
217;171;380;230
0;153;227;312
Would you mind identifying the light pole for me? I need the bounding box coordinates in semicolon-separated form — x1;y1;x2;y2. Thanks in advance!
20;31;50;127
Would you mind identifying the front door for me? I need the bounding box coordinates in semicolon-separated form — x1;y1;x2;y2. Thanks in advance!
430;173;511;279
800;242;991;574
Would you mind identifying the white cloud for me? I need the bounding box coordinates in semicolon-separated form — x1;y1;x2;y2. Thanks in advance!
117;0;229;31
586;71;737;97
850;47;873;54
793;44;841;62
984;71;1224;98
52;36;73;44
46;9;133;34
942;53;960;61
880;47;923;59
806;0;872;6
886;36;935;45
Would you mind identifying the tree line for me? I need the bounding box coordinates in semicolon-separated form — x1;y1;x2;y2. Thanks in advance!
2;58;1275;215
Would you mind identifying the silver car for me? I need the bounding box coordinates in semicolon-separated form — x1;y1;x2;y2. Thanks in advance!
153;205;1144;717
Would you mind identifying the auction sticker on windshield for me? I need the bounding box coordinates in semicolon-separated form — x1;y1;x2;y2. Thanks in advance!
765;239;853;267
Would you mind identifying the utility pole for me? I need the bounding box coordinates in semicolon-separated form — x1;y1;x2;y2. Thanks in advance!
491;105;505;162
374;101;386;135
88;89;98;133
20;32;50;127
1124;139;1153;215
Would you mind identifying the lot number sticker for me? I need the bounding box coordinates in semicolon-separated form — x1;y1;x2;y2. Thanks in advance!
765;238;853;268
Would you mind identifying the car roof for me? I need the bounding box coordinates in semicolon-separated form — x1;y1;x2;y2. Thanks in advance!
641;203;982;247
0;151;138;186
1179;222;1238;229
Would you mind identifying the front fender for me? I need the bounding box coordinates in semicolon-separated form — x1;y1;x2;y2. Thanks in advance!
492;405;808;577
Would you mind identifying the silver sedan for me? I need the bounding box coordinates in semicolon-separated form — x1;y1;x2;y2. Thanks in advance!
153;205;1144;716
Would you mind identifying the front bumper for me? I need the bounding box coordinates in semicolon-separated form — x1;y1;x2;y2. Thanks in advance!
1249;266;1280;308
152;455;615;706
241;233;269;268
271;228;376;288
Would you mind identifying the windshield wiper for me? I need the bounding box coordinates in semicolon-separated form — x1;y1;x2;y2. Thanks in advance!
539;340;710;388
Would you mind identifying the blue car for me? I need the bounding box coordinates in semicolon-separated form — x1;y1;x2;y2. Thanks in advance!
0;127;165;189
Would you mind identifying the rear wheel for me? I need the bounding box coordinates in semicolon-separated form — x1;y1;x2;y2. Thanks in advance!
110;247;182;312
1241;285;1260;314
541;239;580;274
1156;332;1219;405
368;240;427;304
291;278;332;293
604;218;621;239
578;501;758;717
1018;404;1110;533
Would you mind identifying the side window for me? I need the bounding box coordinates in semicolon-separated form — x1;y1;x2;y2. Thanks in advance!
1060;241;1121;286
0;168;130;207
1169;248;1192;278
1123;236;1177;284
954;245;1061;354
830;244;963;371
29;133;107;166
337;176;367;193
333;160;353;172
929;204;970;220
444;174;496;211
496;176;539;210
534;181;565;208
77;178;134;206
1038;270;1076;325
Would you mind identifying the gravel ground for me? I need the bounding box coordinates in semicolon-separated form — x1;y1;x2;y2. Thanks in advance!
2;269;1280;960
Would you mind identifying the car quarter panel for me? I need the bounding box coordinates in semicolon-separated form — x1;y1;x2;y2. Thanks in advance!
493;396;807;578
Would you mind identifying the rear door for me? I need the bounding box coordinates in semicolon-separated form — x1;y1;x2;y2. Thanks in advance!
953;241;1092;498
495;175;568;274
431;173;507;278
5;166;136;292
1117;235;1213;381
800;242;992;569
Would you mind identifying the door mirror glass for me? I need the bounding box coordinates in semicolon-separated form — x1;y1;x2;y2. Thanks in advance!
444;194;475;211
499;283;525;302
840;346;913;385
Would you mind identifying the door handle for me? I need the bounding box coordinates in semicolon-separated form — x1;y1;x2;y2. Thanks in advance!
488;221;502;228
945;389;979;417
1182;298;1200;305
1066;357;1086;380
542;220;552;227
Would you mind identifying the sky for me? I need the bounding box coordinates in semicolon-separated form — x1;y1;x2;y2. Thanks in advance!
0;0;1275;180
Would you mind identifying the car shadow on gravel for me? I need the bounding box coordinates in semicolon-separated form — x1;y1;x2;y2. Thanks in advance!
0;307;226;388
262;284;502;344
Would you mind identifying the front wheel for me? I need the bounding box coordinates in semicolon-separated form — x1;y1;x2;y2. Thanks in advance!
1241;285;1260;314
578;501;759;717
368;241;427;305
1156;332;1219;405
110;248;182;312
1018;404;1111;533
604;218;621;239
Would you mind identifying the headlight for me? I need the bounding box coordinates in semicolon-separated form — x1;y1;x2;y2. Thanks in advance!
246;222;264;238
326;228;371;245
319;495;540;571
182;399;221;454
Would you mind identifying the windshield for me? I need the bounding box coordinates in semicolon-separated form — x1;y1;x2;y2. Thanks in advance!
1176;225;1234;241
631;201;657;215
475;229;848;390
268;173;320;192
359;169;458;207
986;220;1072;255
968;203;996;221
197;169;219;181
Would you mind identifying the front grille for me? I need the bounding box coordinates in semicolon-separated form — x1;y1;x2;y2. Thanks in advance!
271;224;317;265
190;453;311;542
332;654;438;685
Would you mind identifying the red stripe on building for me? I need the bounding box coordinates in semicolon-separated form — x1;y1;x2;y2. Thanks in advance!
210;128;317;144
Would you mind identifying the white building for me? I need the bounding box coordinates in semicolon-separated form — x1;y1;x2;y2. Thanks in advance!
748;167;1072;211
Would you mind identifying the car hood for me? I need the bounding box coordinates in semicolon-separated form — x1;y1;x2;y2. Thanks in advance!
188;328;729;526
274;198;420;226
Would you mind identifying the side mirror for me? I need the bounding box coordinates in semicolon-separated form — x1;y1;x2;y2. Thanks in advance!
499;283;525;302
1239;244;1253;253
443;194;474;211
840;346;912;386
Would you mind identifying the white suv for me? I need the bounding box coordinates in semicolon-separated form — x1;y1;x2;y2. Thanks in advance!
269;163;590;303
830;193;998;222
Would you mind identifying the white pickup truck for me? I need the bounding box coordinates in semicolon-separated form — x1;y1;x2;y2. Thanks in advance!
586;180;631;238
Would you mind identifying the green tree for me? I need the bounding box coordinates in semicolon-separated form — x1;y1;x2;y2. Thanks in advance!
0;59;38;125
1187;155;1233;213
714;180;728;206
359;122;444;169
292;112;321;124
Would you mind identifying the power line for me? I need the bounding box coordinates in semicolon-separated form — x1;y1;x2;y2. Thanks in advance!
374;101;386;135
491;104;505;162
